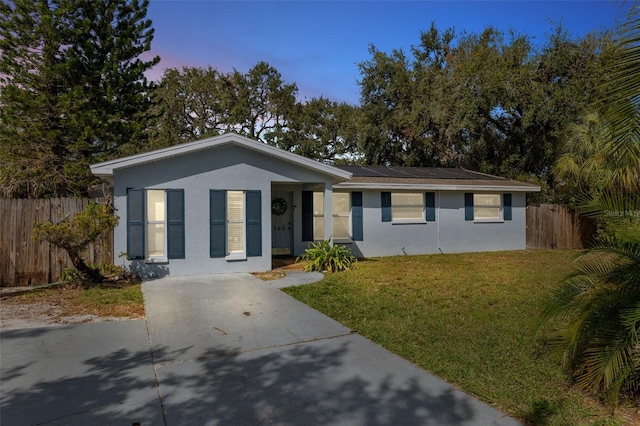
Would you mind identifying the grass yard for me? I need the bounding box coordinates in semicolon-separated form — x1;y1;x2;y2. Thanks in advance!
283;250;638;425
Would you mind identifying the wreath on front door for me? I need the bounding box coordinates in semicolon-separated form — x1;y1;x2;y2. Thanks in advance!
271;197;288;216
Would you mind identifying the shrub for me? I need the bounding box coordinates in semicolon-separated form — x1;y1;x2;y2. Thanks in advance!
296;240;357;272
60;264;140;288
33;202;118;285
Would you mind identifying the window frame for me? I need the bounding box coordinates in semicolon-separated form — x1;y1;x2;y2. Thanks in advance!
390;192;425;224
381;191;436;224
312;192;325;241
472;193;503;222
312;191;353;241
332;192;351;241
225;190;247;260
145;189;167;260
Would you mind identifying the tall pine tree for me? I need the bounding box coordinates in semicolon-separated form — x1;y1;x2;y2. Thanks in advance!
0;0;159;198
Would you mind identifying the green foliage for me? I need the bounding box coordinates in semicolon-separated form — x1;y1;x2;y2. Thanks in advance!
296;240;357;273
34;202;119;284
278;97;361;163
540;241;640;405
0;0;159;197
150;62;298;148
356;23;615;201
544;4;640;407
60;268;84;285
61;263;140;288
150;62;361;163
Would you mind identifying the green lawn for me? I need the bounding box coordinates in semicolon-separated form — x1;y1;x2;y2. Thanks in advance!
283;250;636;425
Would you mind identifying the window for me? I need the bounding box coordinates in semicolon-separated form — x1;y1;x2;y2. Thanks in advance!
465;193;512;221
474;194;501;220
210;190;262;259
381;192;436;223
312;192;351;240
302;191;363;241
126;188;185;261
332;193;351;240
146;190;166;258
226;191;245;256
313;192;325;240
391;193;423;221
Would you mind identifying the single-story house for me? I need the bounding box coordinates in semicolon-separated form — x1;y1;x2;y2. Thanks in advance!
90;133;540;278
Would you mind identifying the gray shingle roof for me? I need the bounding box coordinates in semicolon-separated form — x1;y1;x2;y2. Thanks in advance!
336;165;507;180
334;165;540;191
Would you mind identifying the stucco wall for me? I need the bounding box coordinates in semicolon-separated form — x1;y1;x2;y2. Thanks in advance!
111;143;529;277
347;190;527;258
112;145;335;277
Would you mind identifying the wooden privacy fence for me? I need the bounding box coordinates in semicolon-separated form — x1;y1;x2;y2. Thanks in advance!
1;198;113;287
526;204;597;250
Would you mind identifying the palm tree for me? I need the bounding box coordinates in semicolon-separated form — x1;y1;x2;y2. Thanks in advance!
542;3;640;406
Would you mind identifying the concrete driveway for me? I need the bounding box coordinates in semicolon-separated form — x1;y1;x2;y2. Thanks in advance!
1;272;521;425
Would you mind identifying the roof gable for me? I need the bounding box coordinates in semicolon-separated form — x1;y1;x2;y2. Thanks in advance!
90;133;352;182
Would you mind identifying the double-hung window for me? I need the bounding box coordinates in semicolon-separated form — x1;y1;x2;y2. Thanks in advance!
226;191;245;257
146;190;166;258
302;191;363;242
332;193;351;240
381;192;436;223
126;188;185;261
473;194;501;220
312;192;325;241
391;193;424;221
210;190;262;260
464;193;512;221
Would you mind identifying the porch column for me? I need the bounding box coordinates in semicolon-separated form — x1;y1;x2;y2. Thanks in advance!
323;182;333;243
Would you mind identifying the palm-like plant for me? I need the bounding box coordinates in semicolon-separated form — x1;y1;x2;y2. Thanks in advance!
542;2;640;406
541;236;640;404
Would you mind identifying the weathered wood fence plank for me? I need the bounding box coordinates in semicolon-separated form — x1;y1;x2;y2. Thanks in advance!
526;204;597;250
0;198;113;287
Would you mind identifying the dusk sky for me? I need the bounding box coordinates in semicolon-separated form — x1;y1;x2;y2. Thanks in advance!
145;1;631;105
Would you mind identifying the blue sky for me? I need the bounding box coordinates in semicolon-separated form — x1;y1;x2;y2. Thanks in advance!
145;1;631;105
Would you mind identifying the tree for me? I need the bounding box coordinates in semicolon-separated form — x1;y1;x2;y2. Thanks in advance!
541;5;640;406
149;62;297;148
0;0;159;198
277;97;360;163
149;67;235;149
357;24;458;167
356;23;615;200
227;61;298;144
33;202;119;284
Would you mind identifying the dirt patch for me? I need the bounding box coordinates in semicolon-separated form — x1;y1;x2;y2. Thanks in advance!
0;301;132;329
0;286;145;330
252;270;287;281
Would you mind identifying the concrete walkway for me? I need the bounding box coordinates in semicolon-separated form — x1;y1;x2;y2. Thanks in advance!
0;272;521;425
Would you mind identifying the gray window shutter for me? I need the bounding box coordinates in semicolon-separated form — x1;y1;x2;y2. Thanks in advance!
246;190;262;257
381;192;391;222
127;188;145;260
503;193;512;221
465;193;474;221
425;192;436;222
351;192;363;241
210;190;226;258
301;191;313;241
166;189;185;259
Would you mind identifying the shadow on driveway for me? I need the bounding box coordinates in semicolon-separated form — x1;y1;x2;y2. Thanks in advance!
0;273;521;425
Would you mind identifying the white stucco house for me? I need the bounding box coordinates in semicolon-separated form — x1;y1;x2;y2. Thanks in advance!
90;133;540;278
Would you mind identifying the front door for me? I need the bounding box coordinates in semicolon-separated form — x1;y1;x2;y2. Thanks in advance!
271;191;293;256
